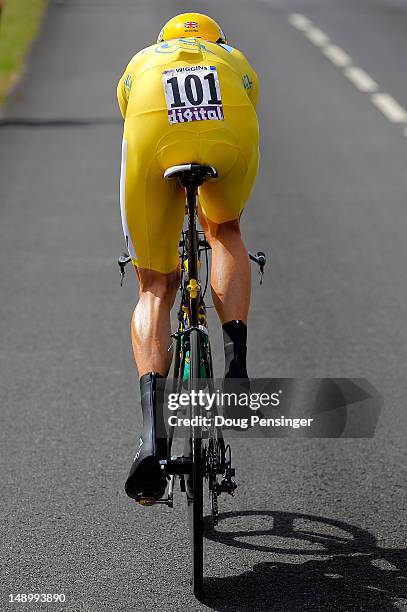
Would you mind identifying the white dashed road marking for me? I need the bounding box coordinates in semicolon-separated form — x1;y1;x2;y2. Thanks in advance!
288;13;407;134
305;27;330;46
288;13;311;30
371;94;407;123
322;45;352;68
345;66;378;93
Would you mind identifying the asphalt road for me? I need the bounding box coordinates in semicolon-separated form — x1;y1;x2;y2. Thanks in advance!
1;0;406;610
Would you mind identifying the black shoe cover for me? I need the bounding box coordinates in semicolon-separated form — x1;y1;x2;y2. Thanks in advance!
125;372;167;502
222;320;248;379
222;377;253;429
125;442;167;502
222;321;252;429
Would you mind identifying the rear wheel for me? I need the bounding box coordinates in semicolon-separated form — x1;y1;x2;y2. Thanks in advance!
187;328;203;597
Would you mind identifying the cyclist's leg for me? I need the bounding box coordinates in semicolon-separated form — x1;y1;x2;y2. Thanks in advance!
131;266;179;377
120;123;185;500
198;124;259;378
120;124;185;377
199;213;251;379
199;213;251;380
198;137;258;323
199;214;251;323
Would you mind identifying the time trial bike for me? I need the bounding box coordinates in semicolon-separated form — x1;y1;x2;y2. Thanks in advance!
118;163;266;597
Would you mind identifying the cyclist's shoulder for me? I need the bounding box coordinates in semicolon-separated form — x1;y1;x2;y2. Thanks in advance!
124;44;157;73
209;42;257;79
215;43;253;66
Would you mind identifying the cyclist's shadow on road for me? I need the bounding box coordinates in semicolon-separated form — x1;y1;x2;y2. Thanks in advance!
201;510;407;611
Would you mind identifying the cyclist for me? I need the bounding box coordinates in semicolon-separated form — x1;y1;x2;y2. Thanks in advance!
117;12;259;502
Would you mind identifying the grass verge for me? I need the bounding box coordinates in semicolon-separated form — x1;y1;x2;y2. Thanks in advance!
0;0;48;106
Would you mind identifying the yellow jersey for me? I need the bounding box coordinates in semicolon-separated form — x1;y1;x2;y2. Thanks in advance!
116;38;260;273
117;38;259;121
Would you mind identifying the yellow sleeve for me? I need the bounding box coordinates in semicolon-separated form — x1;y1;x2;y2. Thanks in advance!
229;46;259;110
117;78;127;119
116;46;154;119
247;70;259;109
117;62;134;119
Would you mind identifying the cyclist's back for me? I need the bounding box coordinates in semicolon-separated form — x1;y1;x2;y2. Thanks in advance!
118;37;258;118
117;31;259;274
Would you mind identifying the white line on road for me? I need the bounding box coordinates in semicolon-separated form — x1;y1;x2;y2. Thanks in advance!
288;13;311;30
371;94;407;123
322;45;352;67
305;27;330;46
288;13;407;133
345;66;378;92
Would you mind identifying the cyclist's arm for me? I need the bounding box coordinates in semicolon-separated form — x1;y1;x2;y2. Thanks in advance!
117;46;154;119
247;70;259;109
117;61;134;119
227;46;259;110
117;78;127;119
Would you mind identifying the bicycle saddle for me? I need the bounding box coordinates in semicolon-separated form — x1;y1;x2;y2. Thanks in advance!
164;163;218;186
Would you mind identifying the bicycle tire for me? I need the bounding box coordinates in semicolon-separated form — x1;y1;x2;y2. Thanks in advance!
188;328;204;597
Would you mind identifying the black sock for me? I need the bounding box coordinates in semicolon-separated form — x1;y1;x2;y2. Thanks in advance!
222;320;248;378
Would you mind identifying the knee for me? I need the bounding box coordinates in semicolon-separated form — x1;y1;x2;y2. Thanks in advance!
137;268;180;302
204;218;241;243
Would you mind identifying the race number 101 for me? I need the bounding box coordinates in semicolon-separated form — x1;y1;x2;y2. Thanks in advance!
162;66;225;125
166;72;221;108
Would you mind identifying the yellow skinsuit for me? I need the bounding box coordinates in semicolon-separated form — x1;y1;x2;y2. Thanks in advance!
117;37;259;273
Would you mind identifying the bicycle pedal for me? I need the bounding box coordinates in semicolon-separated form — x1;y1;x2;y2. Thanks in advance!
138;496;173;507
138;498;159;507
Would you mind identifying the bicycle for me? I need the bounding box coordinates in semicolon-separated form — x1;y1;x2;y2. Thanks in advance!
118;163;266;597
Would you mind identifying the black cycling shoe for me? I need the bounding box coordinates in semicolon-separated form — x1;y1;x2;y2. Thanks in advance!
222;376;253;429
125;372;168;503
125;442;167;502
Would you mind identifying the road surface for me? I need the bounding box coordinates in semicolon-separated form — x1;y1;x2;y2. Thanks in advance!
1;0;406;610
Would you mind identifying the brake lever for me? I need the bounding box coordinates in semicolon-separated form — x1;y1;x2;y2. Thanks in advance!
249;251;266;285
118;253;132;286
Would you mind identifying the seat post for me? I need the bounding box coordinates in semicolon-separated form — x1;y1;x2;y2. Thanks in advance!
185;178;198;216
185;180;199;327
163;163;217;329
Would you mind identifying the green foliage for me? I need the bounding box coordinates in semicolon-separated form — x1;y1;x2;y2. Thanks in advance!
0;0;48;104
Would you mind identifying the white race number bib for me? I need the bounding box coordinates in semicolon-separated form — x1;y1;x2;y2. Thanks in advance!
162;65;224;125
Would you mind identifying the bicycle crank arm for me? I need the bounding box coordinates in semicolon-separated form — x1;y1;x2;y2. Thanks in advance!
138;474;175;508
160;456;192;475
